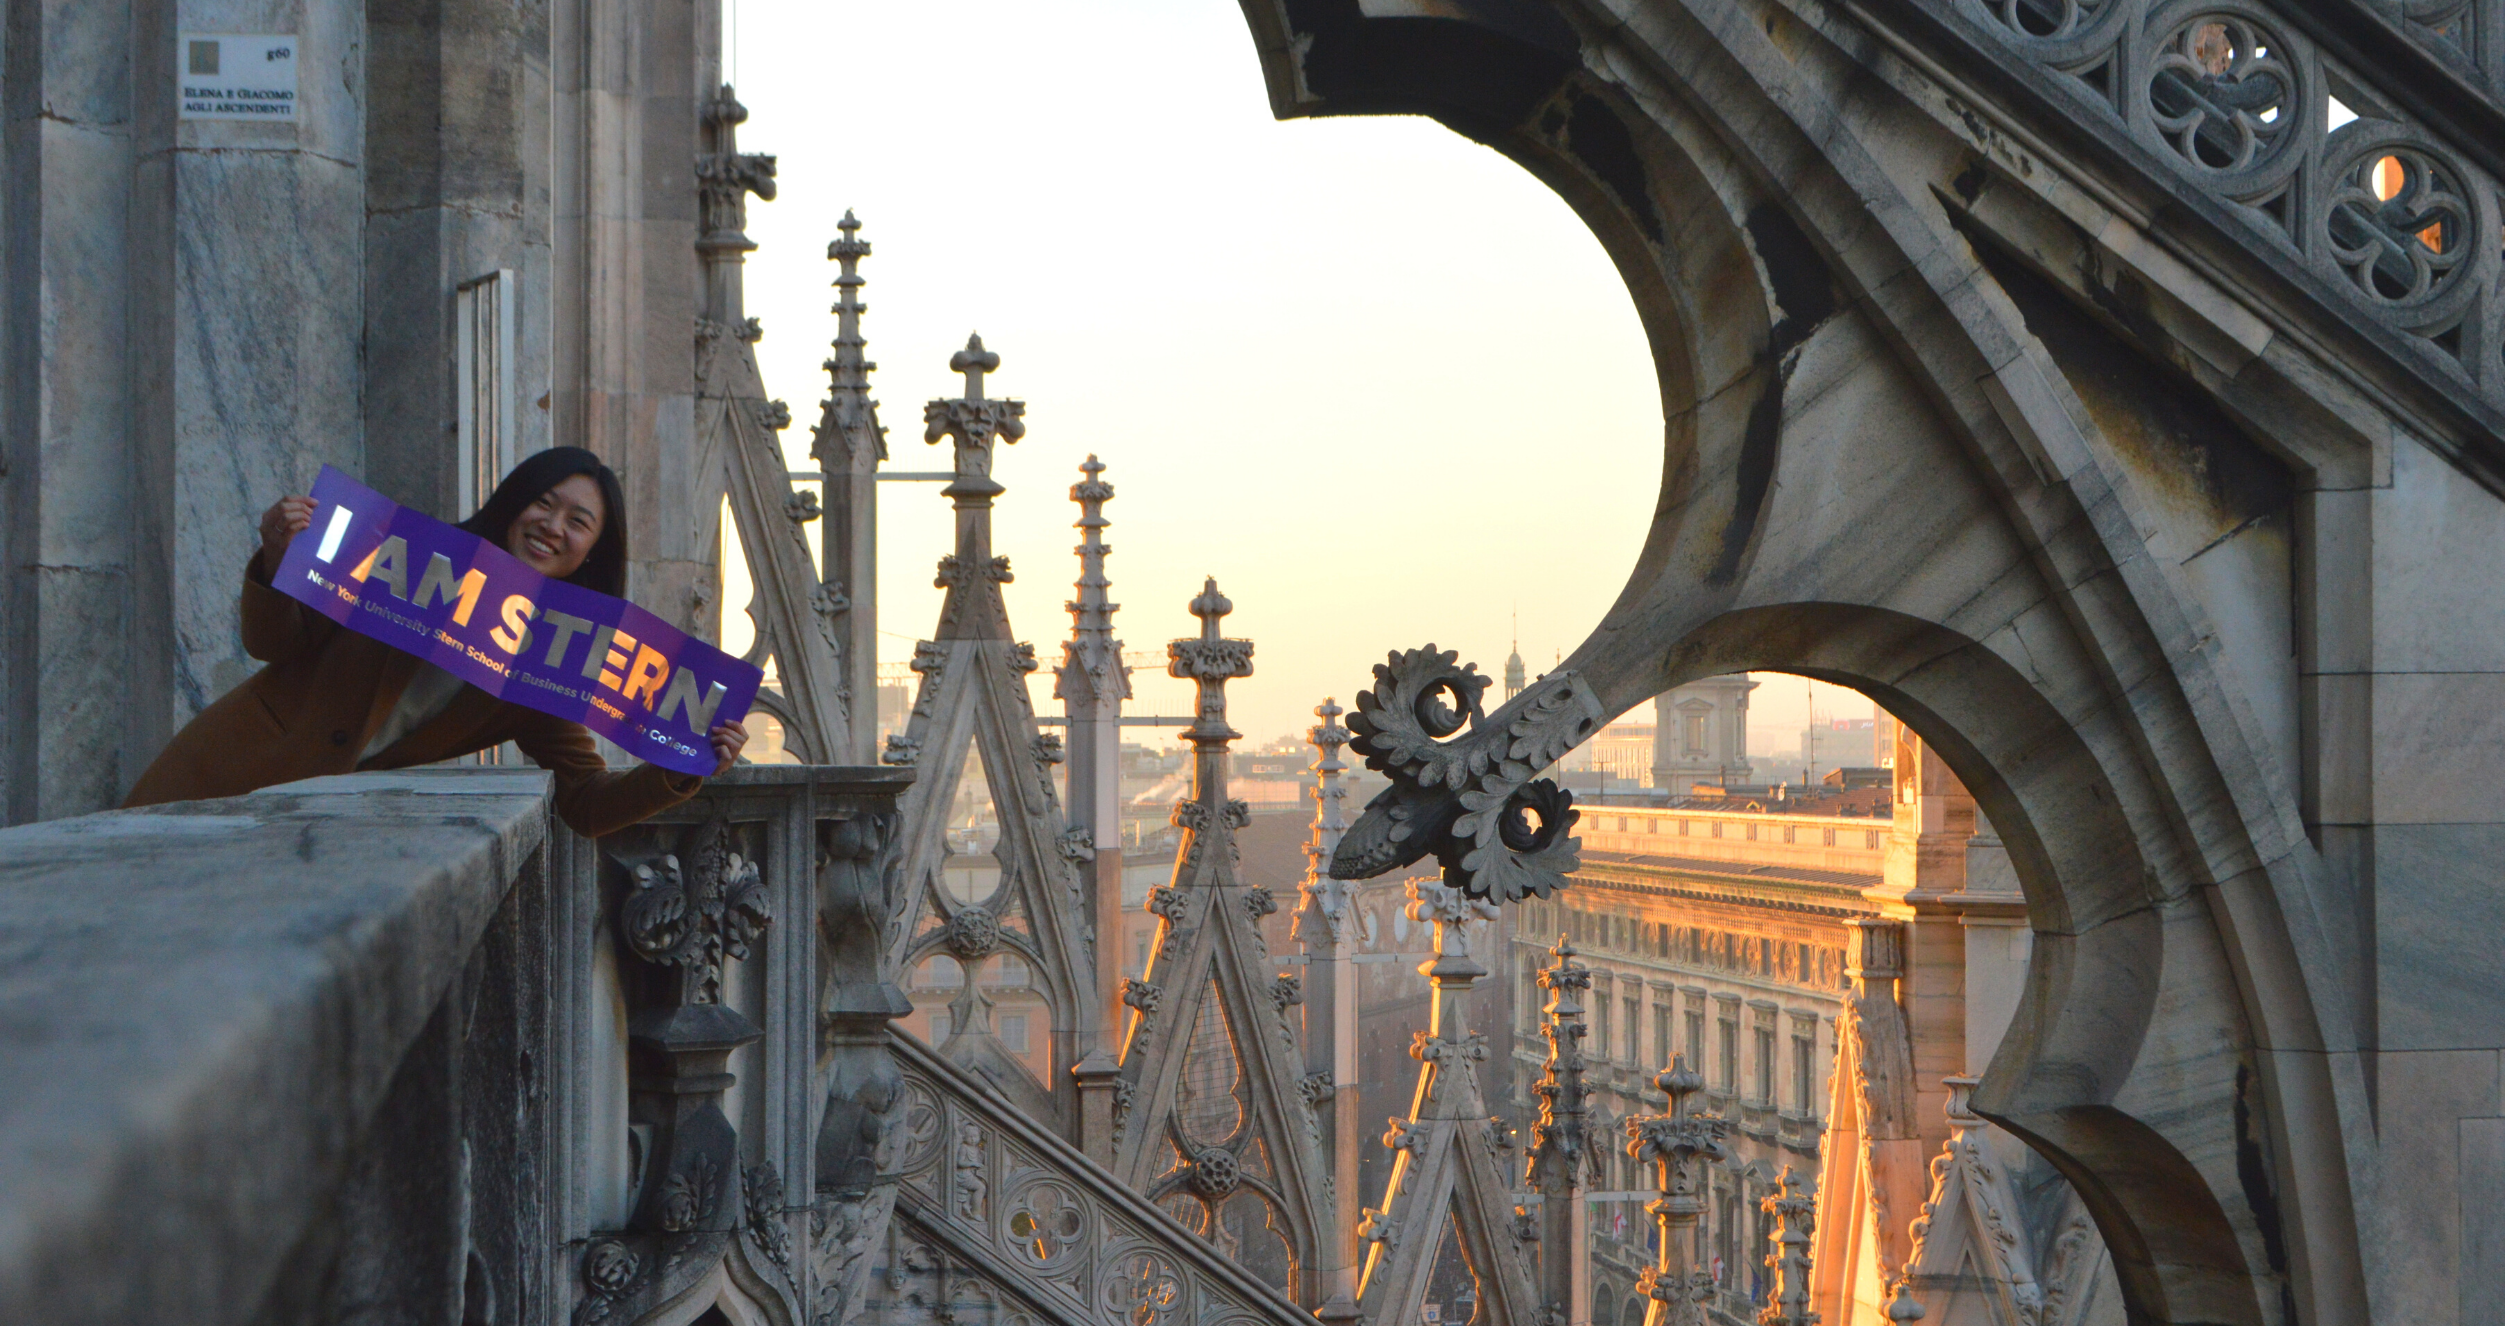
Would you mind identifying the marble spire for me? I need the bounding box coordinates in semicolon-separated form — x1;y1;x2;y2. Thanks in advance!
920;335;1024;641
1348;880;1540;1324
1058;454;1133;1159
1531;938;1597;1326
1114;584;1339;1309
1628;1056;1729;1326
1295;697;1362;1322
1054;456;1129;712
813;209;885;761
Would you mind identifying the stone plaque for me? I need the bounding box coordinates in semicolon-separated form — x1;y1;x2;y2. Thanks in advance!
177;34;297;122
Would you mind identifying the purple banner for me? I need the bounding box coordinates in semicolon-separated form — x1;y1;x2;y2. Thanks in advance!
273;465;761;776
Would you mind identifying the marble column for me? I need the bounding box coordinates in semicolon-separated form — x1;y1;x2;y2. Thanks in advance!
363;0;550;520
7;0;371;819
549;0;718;634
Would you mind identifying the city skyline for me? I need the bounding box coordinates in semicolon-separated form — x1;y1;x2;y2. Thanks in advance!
720;0;1871;748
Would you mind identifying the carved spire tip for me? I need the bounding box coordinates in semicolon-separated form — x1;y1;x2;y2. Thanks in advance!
1190;577;1232;639
1656;1053;1705;1106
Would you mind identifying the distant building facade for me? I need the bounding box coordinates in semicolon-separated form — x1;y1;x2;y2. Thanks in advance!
1653;675;1758;788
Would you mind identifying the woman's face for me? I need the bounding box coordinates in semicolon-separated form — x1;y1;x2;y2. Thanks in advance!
507;473;606;579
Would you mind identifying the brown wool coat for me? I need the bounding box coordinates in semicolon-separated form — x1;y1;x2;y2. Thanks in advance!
123;555;701;837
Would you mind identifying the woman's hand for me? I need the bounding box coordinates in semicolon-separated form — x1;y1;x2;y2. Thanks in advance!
709;719;749;775
258;496;318;574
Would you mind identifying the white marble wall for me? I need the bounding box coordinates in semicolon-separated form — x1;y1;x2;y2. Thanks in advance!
2344;434;2505;1321
5;0;143;819
141;0;369;769
1;0;717;819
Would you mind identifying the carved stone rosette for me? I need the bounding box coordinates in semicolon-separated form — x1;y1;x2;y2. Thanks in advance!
1330;647;1594;903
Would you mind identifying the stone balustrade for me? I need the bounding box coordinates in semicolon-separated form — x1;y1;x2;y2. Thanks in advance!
0;763;914;1326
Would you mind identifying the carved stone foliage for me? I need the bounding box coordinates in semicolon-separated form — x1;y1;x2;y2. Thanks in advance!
863;1040;1312;1326
1948;0;2505;401
921;335;1025;493
696;87;777;246
580;813;803;1326
623;815;769;1005
1332;648;1594;904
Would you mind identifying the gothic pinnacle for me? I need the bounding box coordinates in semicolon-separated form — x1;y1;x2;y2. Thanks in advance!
1055;454;1129;707
1168;578;1252;750
923;333;1024;499
815;208;881;464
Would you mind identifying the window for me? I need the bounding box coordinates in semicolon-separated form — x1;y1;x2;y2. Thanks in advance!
1792;1023;1817;1114
1594;992;1612;1061
1686;1009;1706;1067
1625;997;1640;1061
1132;933;1149;976
1823;828;1837;846
930;1008;952;1041
1678;819;1690;836
1002;1013;1030;1053
1655;1005;1672;1069
455;270;518;519
1711;821;1724;839
1754;1025;1776;1103
1866;830;1881;848
1717;1014;1738;1092
1685;712;1706;755
1782;825;1795;844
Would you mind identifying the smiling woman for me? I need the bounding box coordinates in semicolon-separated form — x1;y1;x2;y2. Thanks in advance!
121;448;750;838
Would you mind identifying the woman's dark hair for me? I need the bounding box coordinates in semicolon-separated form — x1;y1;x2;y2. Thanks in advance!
458;447;630;597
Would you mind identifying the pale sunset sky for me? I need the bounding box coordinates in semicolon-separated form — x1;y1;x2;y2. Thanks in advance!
721;0;1871;752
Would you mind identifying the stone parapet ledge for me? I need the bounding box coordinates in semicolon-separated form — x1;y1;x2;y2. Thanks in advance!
0;767;555;1326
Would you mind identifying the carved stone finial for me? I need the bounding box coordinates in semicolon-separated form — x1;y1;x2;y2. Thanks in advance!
1624;1047;1729;1326
1407;878;1500;973
1190;578;1232;633
1296;698;1355;947
1885;1280;1928;1321
922;333;1025;498
1054;454;1130;708
1758;1167;1817;1326
696;84;776;253
1942;1072;1983;1125
1658;1053;1707;1117
952;334;1000;398
1168;578;1253;750
814;209;882;464
1527;939;1593;1190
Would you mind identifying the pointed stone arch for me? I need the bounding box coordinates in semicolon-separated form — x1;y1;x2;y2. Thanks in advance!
1111;582;1343;1310
1260;6;2372;1318
883;338;1093;1136
690;87;852;763
1347;881;1543;1326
